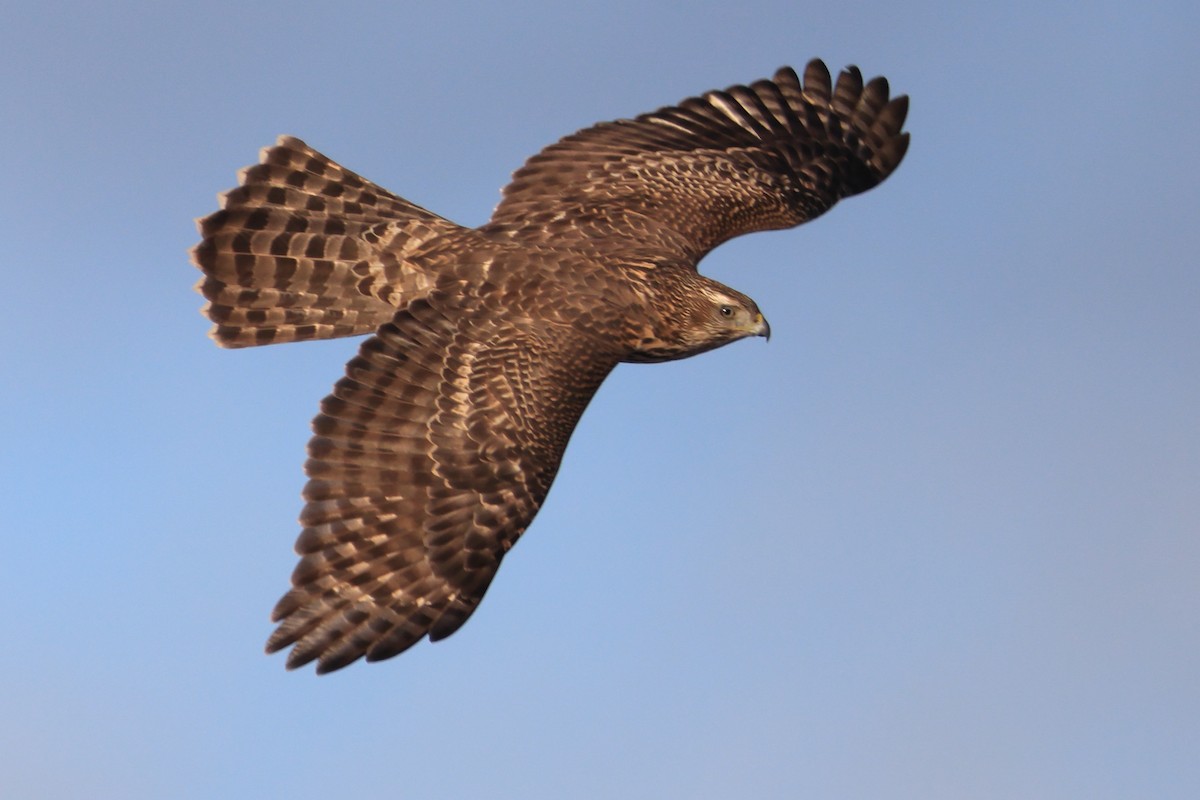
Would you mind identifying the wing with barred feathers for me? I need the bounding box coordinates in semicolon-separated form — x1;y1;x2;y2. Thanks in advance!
265;285;618;673
485;60;909;264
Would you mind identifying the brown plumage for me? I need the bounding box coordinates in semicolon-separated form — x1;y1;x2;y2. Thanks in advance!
191;60;909;673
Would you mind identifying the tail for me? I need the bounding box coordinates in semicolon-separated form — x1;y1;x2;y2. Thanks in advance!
191;136;463;348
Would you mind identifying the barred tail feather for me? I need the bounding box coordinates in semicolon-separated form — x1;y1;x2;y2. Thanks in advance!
191;136;462;348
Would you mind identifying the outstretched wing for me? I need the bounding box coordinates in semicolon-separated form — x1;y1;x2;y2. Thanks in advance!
265;285;617;673
486;60;909;264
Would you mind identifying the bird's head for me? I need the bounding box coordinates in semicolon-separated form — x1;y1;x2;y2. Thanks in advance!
690;281;771;347
627;267;769;362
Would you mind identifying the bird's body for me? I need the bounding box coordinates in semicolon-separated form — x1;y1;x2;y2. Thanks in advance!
192;60;909;672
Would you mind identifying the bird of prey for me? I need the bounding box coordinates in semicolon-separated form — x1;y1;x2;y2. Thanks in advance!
192;59;909;673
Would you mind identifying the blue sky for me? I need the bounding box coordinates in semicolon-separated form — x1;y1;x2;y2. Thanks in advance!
2;1;1197;798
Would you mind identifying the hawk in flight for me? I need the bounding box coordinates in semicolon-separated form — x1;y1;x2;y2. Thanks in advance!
192;60;909;673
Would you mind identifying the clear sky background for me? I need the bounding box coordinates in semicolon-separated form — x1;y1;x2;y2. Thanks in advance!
2;1;1197;798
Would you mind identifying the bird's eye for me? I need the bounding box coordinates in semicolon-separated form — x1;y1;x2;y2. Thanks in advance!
719;305;735;318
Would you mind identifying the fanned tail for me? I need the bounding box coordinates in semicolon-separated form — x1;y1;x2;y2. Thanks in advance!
191;136;463;347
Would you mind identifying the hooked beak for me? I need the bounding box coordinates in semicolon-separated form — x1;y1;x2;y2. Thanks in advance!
753;312;771;341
